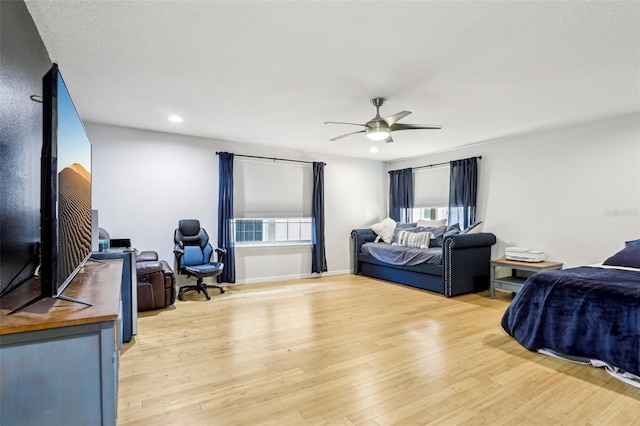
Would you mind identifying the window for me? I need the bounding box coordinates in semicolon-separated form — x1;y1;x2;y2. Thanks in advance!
411;207;448;221
232;158;313;246
275;218;312;242
233;218;311;245
234;159;312;218
234;219;267;243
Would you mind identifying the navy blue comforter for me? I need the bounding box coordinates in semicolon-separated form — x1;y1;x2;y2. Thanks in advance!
501;266;640;376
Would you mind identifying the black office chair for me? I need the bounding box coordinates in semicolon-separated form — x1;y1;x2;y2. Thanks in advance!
173;219;226;301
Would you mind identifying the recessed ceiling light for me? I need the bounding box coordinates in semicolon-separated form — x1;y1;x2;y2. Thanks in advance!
168;115;183;123
370;147;379;153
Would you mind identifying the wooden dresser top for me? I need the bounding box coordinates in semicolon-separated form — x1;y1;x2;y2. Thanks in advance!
0;258;122;335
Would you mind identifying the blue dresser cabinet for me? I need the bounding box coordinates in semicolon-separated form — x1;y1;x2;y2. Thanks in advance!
91;249;137;342
0;258;123;426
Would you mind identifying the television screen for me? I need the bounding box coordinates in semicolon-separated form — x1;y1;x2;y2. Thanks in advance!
55;69;92;293
41;64;92;298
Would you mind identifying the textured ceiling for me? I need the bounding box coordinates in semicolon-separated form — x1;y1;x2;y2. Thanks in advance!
25;1;640;161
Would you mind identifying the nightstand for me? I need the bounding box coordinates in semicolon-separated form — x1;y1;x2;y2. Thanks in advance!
490;258;563;298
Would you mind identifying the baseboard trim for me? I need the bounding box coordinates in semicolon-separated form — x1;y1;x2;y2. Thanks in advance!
233;269;351;285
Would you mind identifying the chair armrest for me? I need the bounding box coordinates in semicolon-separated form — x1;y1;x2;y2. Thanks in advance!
214;247;227;263
137;250;159;262
159;260;174;277
136;260;163;275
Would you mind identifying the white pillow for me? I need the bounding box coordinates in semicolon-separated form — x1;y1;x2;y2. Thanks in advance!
396;230;434;249
417;218;447;228
370;217;396;243
462;221;483;234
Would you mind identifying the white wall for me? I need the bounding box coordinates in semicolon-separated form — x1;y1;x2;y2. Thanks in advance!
87;123;386;283
390;113;640;268
88;113;639;280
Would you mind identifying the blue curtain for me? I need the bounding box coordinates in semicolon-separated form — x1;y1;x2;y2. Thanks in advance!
311;162;327;273
217;152;236;283
448;157;478;230
388;168;414;222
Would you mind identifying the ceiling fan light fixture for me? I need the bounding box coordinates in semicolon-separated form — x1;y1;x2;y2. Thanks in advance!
366;128;391;141
366;118;390;141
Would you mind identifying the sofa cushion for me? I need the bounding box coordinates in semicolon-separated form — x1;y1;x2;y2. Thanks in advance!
417;218;447;228
370;217;397;243
461;221;483;234
392;225;423;243
426;225;448;246
397;222;417;229
432;223;461;247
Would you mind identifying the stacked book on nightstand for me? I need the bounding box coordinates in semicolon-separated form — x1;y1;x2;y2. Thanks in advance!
505;247;546;262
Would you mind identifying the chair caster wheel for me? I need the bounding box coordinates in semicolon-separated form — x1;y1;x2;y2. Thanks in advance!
205;295;211;300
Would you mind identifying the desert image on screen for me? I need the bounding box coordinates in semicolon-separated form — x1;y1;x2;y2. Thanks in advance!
58;162;91;282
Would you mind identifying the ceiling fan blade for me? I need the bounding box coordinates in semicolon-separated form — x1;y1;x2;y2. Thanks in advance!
324;121;367;127
391;123;442;131
384;111;411;126
329;129;366;141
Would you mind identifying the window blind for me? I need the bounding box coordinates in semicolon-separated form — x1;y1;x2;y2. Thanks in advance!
233;158;312;218
413;164;449;207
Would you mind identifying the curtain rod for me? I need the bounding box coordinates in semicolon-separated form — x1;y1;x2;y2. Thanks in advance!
391;155;482;173
216;152;325;166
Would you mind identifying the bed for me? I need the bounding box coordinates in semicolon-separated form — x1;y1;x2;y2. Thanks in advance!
501;244;640;387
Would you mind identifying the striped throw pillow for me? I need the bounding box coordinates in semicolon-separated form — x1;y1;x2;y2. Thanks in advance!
396;231;434;249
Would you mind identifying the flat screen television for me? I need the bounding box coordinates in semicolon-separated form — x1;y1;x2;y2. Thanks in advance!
42;63;93;299
10;63;93;313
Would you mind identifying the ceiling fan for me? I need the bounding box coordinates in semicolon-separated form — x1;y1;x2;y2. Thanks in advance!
324;98;442;143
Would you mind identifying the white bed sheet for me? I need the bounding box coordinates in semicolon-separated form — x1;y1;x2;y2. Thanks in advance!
587;263;640;273
538;348;640;388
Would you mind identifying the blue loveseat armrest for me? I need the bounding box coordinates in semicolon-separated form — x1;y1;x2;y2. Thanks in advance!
445;232;496;249
443;232;496;296
351;229;377;274
351;229;376;248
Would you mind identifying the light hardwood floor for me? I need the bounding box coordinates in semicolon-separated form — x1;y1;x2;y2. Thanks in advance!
118;275;639;425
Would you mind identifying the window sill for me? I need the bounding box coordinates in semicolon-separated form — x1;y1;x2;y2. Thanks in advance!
235;242;311;249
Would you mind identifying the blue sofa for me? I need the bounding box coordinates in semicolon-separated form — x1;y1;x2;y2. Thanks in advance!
351;229;497;297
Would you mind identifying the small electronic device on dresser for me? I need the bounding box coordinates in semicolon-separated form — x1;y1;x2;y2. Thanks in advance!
505;247;546;262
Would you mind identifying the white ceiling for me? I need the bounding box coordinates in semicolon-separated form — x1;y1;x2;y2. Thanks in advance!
25;1;640;162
